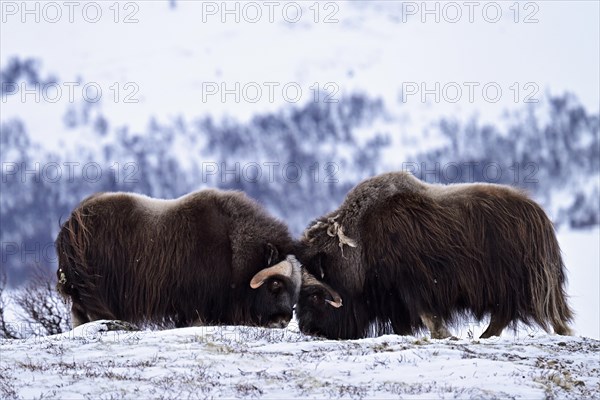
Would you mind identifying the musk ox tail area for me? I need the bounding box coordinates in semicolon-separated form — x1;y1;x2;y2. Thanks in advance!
56;195;116;326
523;199;574;336
476;190;574;338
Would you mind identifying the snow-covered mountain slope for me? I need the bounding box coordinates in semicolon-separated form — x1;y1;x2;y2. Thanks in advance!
1;321;598;399
2;1;599;153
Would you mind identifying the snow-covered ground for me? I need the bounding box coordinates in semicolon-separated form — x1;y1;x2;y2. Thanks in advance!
1;227;598;399
1;321;599;399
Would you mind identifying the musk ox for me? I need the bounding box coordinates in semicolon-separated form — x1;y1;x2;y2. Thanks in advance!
295;172;573;340
56;189;301;329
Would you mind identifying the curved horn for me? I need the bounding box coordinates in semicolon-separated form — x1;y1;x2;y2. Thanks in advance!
250;256;298;289
301;268;343;308
325;298;343;308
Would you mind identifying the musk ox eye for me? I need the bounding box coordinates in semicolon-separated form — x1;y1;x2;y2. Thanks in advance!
268;279;284;293
309;293;321;304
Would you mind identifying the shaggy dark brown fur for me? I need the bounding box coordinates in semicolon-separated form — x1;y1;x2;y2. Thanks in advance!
56;189;300;329
295;172;574;340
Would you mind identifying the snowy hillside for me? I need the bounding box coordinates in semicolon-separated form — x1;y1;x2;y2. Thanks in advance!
1;321;599;399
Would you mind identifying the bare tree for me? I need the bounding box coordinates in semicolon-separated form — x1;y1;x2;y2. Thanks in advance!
1;264;71;338
0;270;20;339
13;264;71;336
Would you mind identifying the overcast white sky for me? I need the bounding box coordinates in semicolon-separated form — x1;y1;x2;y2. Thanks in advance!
1;1;598;144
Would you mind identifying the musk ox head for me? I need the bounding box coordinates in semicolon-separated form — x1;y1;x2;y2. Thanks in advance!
248;245;302;328
296;261;372;340
294;216;371;339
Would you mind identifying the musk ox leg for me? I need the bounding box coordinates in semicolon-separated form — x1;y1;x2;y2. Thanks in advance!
71;302;90;328
191;317;205;327
390;319;413;336
421;314;452;339
479;315;508;339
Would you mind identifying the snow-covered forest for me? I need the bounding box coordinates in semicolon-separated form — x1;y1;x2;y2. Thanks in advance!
1;57;598;285
1;1;598;398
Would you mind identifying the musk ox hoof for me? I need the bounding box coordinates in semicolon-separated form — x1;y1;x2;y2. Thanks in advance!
421;314;452;339
430;331;453;340
554;324;574;336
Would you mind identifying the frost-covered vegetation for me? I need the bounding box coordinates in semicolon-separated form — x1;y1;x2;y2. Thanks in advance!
1;321;599;399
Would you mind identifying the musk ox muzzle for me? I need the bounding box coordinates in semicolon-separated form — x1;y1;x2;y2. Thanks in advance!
250;255;302;328
301;268;343;308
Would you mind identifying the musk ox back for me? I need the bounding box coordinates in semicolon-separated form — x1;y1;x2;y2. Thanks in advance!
56;189;301;329
296;172;573;340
